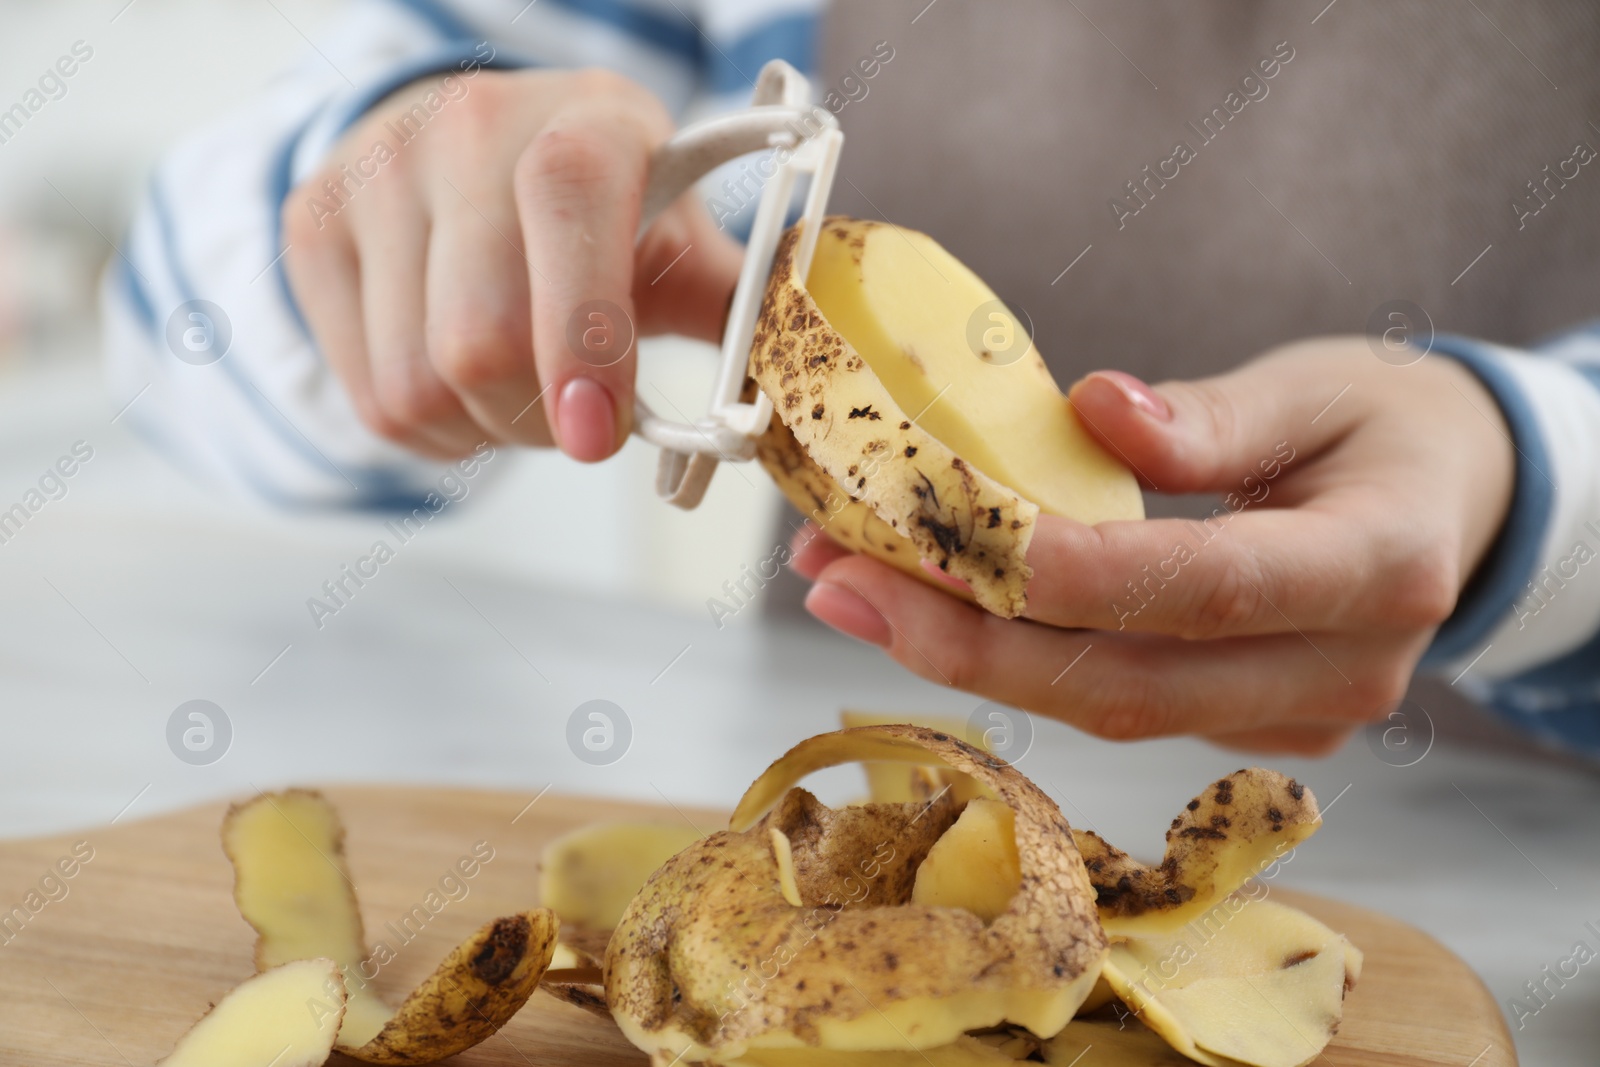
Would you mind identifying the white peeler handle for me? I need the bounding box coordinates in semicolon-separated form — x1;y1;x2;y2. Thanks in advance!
630;60;842;509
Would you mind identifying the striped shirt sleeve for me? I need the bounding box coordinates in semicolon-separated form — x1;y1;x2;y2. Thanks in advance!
101;0;819;510
1422;326;1600;755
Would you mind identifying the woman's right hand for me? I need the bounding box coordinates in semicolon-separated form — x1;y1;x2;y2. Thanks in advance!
283;67;744;462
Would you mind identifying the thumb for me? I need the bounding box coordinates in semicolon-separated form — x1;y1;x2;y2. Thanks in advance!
1067;358;1347;495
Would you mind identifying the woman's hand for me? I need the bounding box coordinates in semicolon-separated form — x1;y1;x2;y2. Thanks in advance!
792;337;1517;755
283;67;742;462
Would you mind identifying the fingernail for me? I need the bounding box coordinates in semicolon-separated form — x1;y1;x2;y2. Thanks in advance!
919;558;969;591
1083;370;1172;422
805;582;892;647
556;377;617;462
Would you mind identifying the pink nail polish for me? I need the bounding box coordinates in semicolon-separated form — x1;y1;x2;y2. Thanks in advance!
1087;370;1172;421
805;582;892;647
556;377;618;462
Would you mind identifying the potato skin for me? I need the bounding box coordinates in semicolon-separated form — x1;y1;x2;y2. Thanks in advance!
754;412;941;586
1073;768;1320;934
750;224;1037;617
606;727;1107;1058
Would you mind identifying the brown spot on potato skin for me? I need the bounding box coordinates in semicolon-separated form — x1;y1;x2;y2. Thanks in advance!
746;221;1036;618
471;915;531;985
1074;769;1319;920
916;515;965;556
904;445;917;458
1283;949;1319;968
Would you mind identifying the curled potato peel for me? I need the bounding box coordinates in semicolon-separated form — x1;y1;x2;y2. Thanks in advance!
606;726;1107;1062
1074;769;1321;937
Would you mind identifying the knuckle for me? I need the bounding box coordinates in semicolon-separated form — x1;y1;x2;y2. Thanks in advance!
1176;379;1243;480
930;631;987;695
570;67;667;123
1347;660;1414;720
1386;542;1461;628
348;388;414;446
1183;554;1266;640
372;360;460;428
447;77;513;139
283;179;332;246
430;326;524;392
569;66;634;99
517;125;617;199
1089;670;1172;741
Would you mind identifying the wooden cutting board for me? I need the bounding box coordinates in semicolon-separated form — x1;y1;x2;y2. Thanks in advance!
0;786;1515;1066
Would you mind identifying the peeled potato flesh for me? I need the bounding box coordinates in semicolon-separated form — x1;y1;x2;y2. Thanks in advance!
158;958;345;1067
750;218;1143;617
803;219;1141;527
724;1034;1027;1067
769;826;804;907
1099;897;1358;1067
540;821;704;930
838;710;981;804
1043;1017;1210;1066
911;797;1021;923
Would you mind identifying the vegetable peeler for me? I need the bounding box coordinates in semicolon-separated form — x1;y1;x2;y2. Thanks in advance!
629;60;842;510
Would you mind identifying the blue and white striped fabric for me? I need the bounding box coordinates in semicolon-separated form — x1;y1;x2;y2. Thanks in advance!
101;0;818;512
1423;332;1600;757
102;0;1600;756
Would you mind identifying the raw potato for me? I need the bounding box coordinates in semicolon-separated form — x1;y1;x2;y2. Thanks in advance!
605;726;1106;1062
1074;770;1321;936
838;710;977;804
804;219;1140;526
750;218;1143;617
724;1034;1026;1067
1099;897;1358;1067
1043;1017;1212;1066
540;821;704;930
223;790;558;1064
769;827;804;907
159;959;346;1067
911;798;1020;924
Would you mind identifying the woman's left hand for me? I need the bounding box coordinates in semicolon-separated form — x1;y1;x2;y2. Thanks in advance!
790;337;1516;755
